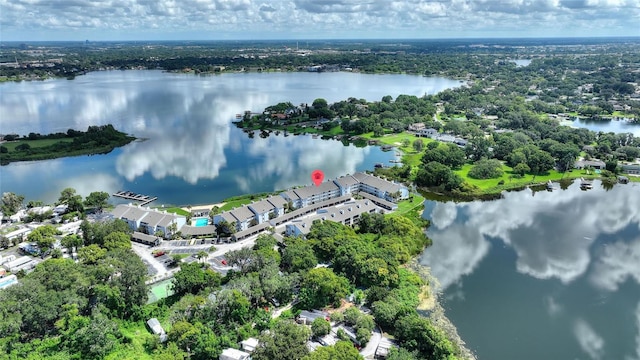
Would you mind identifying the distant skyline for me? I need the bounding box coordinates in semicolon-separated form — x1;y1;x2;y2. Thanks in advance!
1;0;639;42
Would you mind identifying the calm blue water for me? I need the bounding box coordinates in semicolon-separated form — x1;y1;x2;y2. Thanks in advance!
573;118;640;137
0;70;461;205
420;181;640;360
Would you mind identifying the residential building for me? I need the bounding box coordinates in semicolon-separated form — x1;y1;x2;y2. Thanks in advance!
111;204;186;239
333;174;360;196
131;232;161;246
352;172;409;202
285;200;379;237
282;181;341;208
621;164;640;175
408;122;426;131
574;160;606;170
248;198;277;224
212;205;255;232
241;338;259;353
220;348;251;360
417;128;438;138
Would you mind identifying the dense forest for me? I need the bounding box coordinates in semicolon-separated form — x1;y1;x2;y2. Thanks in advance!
0;125;135;165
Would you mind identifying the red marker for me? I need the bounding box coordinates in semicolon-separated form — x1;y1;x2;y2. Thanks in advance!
311;169;324;187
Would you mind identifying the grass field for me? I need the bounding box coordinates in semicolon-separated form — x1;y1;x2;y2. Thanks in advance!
220;198;253;211
394;194;426;215
361;132;434;167
454;163;597;194
162;207;190;216
2;138;74;151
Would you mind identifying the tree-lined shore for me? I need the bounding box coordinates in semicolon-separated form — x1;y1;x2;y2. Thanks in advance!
0;125;135;165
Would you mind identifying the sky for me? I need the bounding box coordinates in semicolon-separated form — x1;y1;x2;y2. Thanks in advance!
1;0;639;41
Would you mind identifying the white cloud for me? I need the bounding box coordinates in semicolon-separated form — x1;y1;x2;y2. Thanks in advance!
420;224;490;289
422;181;640;289
544;295;563;317
430;201;457;230
574;319;605;360
0;0;638;40
589;236;640;292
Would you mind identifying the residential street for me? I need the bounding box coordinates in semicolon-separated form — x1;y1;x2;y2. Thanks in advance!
360;326;382;359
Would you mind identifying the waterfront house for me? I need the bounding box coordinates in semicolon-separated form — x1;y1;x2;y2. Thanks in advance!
281;181;341;208
621;164;640;175
574;160;606;170
333;175;360;196
281;189;302;209
352;172;409;202
417;128;438;138
408;122;426;131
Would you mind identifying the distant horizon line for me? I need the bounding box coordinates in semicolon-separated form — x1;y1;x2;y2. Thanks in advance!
2;35;640;43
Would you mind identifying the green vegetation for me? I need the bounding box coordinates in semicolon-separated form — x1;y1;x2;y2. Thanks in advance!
0;125;135;165
163;207;190;216
0;205;458;360
219;192;274;211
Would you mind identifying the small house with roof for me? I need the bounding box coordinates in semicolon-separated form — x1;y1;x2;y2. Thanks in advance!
621;164;640;175
146;318;167;343
220;348;251;360
574;160;606;170
240;338;259;353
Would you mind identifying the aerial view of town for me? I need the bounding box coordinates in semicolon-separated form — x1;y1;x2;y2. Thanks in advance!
1;1;640;360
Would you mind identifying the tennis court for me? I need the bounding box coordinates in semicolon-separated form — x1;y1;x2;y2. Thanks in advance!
147;278;174;304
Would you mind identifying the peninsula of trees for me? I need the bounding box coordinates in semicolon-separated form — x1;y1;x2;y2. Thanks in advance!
0;125;135;165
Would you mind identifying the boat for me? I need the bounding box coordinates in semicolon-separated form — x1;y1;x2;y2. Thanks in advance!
580;177;593;190
546;180;553;191
374;163;384;168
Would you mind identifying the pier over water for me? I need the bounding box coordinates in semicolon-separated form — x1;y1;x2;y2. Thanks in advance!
113;191;157;206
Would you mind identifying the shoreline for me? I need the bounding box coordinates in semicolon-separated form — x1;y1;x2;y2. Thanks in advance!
411;260;477;360
179;202;226;213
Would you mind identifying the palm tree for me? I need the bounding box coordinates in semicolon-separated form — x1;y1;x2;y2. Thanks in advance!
195;251;208;263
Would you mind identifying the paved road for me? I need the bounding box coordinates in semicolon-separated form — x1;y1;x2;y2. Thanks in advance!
131;243;167;276
360;326;382;359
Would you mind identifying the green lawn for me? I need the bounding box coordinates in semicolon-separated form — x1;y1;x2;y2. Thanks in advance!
612;111;636;118
394;194;426;215
220;198;254;211
2;138;74;151
162;207;190;216
360;132;434;167
455;163;597;194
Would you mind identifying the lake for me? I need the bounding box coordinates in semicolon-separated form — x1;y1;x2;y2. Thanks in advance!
0;70;462;204
420;181;640;360
572;117;640;137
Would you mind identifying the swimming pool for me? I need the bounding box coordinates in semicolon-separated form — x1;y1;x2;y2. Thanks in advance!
0;276;18;290
193;218;209;227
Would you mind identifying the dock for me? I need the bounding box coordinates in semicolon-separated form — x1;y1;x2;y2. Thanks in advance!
580;178;593;190
113;191;157;205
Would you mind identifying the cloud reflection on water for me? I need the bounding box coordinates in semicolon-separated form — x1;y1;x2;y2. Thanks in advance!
421;182;640;289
